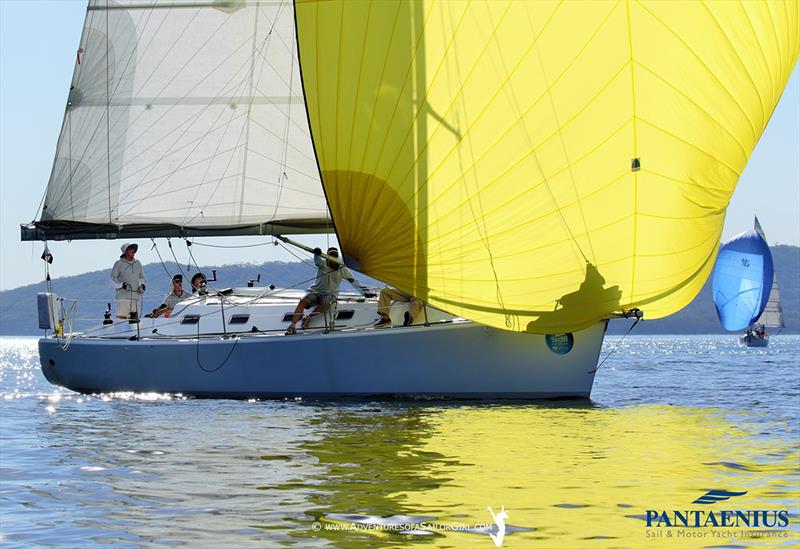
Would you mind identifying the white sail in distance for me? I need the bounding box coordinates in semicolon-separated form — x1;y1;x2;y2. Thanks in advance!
756;278;784;329
27;0;330;240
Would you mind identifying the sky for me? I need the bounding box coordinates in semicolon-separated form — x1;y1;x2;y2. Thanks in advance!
1;0;798;292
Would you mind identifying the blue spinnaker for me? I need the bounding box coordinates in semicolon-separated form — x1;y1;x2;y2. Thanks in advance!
711;224;774;332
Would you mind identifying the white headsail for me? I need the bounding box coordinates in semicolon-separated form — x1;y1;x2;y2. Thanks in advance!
24;0;329;240
756;278;785;329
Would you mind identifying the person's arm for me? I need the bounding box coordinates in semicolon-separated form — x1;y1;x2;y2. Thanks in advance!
150;298;169;317
111;261;130;289
136;262;145;293
313;248;325;268
344;267;375;297
111;261;121;284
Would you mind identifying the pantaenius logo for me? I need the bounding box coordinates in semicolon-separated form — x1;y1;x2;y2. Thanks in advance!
645;490;789;528
692;490;747;505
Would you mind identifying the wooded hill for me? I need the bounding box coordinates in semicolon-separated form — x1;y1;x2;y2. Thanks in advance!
1;246;797;336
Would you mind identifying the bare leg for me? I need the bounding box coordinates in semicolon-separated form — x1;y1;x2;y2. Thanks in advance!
289;298;310;326
303;299;330;328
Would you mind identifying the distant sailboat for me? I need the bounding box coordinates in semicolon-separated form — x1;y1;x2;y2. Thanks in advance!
711;218;779;347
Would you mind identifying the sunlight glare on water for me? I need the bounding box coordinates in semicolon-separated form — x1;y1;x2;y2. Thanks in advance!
0;336;798;548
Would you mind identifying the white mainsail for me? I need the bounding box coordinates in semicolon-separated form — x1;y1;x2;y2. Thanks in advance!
756;278;784;329
27;0;329;240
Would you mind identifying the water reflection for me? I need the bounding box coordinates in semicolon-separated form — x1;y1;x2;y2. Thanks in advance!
2;337;798;548
283;403;798;547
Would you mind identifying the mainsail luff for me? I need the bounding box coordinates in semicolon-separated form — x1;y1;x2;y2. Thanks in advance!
295;0;800;334
23;0;331;241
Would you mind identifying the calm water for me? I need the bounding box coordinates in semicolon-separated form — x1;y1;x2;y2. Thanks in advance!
1;335;798;548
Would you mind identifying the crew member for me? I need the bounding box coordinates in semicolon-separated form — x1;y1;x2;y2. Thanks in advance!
111;242;145;319
285;247;373;334
374;287;423;327
151;274;192;318
190;272;208;295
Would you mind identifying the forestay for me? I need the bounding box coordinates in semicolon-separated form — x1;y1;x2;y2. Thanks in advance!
25;0;330;240
295;0;800;333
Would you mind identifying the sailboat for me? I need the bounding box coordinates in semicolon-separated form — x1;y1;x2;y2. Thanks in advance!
711;218;783;348
20;1;799;397
740;277;785;347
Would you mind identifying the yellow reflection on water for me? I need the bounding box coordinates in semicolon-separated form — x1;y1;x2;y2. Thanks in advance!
292;404;799;548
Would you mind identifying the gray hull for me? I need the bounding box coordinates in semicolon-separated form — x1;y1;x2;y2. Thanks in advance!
739;334;769;347
39;322;606;399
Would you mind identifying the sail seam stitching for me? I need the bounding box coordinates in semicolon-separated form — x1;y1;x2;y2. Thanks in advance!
412;113;632;228
355;1;435;243
740;1;777;109
371;1;610;233
347;1;401;246
635;1;759;143
636;118;740;177
632;61;750;161
700;1;768;129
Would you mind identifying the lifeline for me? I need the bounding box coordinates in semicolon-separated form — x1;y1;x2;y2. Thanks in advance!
645;510;789;528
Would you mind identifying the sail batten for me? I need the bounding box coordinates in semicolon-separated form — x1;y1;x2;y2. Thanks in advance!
295;0;798;334
24;0;329;241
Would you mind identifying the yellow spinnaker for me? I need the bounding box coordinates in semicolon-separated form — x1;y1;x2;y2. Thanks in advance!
295;0;799;333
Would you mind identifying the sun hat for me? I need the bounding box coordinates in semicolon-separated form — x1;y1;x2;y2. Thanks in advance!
119;242;138;257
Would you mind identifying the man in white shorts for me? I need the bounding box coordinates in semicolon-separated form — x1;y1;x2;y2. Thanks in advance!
111;243;145;319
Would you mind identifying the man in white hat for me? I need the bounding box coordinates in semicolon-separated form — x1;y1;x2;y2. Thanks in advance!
111;242;145;319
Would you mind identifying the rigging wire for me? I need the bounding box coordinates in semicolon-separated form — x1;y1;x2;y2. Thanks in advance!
184;239;215;293
150;239;173;278
275;240;317;268
167;238;189;281
588;317;640;374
